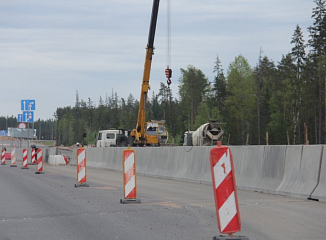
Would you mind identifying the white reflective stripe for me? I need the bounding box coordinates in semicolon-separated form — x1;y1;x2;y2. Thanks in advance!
214;149;231;189
38;150;42;160
219;191;237;232
124;153;134;173
125;175;135;198
78;167;86;182
37;162;42;170
78;150;85;164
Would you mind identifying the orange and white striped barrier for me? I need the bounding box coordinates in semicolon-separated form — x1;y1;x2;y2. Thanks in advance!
1;149;5;165
10;148;17;167
75;147;89;187
210;142;248;240
35;148;44;174
31;148;36;165
21;149;29;169
120;147;140;204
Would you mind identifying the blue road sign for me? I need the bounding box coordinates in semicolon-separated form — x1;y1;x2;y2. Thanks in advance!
18;114;23;122
0;130;6;136
21;100;36;111
22;111;34;122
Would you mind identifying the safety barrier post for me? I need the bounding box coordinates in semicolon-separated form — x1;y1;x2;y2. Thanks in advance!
10;148;17;167
21;149;29;169
210;142;248;240
31;149;36;165
75;147;89;187
120;146;141;204
1;149;6;165
35;148;44;174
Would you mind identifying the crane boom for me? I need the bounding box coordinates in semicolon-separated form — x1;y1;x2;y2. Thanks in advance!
131;0;161;145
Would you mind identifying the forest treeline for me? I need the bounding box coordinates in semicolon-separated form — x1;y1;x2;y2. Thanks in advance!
2;0;326;146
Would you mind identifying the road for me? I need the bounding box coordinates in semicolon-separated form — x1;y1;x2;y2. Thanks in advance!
0;162;326;240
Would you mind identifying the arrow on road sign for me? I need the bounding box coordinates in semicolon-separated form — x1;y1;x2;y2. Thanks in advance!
21;100;36;111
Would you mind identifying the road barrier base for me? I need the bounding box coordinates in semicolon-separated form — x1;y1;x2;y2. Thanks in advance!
35;171;44;174
75;183;89;188
1;163;6;165
120;198;141;204
10;165;17;167
21;167;29;169
213;235;249;240
30;163;36;165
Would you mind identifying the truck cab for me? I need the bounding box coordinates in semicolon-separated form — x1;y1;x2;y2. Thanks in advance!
96;129;129;147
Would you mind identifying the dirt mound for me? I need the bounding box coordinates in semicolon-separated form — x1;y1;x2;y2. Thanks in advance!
0;136;16;141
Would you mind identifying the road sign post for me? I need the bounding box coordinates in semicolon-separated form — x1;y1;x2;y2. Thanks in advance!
20;99;36;152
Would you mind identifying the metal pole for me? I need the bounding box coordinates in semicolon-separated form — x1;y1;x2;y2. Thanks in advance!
27;109;30;154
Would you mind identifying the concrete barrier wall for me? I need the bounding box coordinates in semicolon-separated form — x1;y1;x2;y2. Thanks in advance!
255;145;286;194
229;146;243;183
311;145;326;202
173;147;193;181
291;145;322;200
187;146;210;183
237;146;264;190
276;146;302;197
70;145;325;202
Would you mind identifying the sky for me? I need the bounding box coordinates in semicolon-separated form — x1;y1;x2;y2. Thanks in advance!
0;0;316;121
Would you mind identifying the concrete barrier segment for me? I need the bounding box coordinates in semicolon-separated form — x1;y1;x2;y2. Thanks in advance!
291;145;322;200
187;146;211;183
152;147;170;178
255;145;286;194
135;147;150;174
71;148;77;165
173;146;194;181
229;146;243;183
109;148;123;171
164;147;180;179
237;146;264;190
144;147;159;177
86;148;101;168
311;145;326;202
276;145;302;197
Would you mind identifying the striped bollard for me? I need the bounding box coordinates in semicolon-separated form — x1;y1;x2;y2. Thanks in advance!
210;142;248;240
120;146;140;204
1;149;6;165
75;147;89;187
10;148;17;167
35;148;44;174
21;149;29;169
31;149;36;165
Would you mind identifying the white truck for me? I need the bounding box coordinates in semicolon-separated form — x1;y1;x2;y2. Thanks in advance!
96;129;129;147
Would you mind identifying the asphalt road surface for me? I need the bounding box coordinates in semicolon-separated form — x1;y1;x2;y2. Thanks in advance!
0;162;326;240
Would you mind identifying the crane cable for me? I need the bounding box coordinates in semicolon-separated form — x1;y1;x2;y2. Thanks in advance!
165;0;172;88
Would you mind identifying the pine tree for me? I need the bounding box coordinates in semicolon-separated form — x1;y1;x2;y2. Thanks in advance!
212;55;227;117
308;0;326;56
308;0;326;143
253;55;276;144
178;65;210;130
290;24;306;143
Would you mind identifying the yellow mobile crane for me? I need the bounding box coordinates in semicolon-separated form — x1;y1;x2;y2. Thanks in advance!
130;0;168;146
